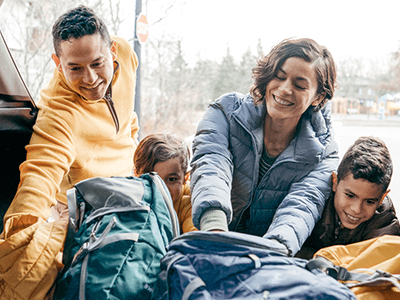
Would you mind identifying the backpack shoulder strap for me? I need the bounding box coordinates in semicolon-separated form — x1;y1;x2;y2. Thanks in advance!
60;188;79;268
149;172;180;238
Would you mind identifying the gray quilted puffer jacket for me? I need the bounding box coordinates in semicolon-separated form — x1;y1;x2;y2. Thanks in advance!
190;92;339;255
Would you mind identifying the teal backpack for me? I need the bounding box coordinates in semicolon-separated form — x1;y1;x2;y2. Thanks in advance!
54;173;179;300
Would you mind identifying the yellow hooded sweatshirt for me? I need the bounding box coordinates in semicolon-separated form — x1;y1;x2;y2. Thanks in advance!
3;36;139;236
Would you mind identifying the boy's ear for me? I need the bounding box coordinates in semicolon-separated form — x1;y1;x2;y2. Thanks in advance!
51;53;62;72
110;40;117;61
133;167;139;177
379;189;390;205
331;171;338;192
184;171;190;183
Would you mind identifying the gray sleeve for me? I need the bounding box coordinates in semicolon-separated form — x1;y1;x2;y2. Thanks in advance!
190;96;236;229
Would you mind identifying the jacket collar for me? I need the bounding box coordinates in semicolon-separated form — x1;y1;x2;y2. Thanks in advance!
233;94;265;132
232;94;335;163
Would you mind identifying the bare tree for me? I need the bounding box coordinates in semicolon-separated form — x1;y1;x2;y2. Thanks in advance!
335;57;369;97
0;0;88;101
144;0;188;26
140;36;197;136
374;46;400;92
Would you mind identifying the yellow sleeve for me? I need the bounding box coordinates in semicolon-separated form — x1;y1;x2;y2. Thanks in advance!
0;214;67;298
4;93;75;235
177;183;198;233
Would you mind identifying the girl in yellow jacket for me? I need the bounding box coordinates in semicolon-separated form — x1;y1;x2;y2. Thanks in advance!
134;133;197;234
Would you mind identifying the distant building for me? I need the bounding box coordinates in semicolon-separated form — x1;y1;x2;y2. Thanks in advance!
332;76;378;115
331;74;400;116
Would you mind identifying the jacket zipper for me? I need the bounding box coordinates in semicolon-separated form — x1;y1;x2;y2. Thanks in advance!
231;115;260;231
104;93;120;134
231;114;296;232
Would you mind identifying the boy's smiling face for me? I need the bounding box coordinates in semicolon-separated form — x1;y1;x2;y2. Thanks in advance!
333;172;388;229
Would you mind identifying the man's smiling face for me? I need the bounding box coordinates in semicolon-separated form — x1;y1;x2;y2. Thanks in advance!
52;33;116;101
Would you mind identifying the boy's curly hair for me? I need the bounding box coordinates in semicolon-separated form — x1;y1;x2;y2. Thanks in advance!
337;136;392;193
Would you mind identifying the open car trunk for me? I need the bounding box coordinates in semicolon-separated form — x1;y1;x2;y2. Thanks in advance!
0;30;37;231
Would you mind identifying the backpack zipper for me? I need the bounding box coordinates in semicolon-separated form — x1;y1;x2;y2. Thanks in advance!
79;216;117;300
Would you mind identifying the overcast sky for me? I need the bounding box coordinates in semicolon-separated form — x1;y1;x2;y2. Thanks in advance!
139;0;400;65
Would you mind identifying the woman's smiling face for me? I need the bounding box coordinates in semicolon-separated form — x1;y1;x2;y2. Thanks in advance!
265;57;323;124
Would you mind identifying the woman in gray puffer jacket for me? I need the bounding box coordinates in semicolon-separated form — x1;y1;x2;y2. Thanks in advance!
190;38;339;256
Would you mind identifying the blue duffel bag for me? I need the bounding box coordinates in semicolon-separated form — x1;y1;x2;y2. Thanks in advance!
152;231;357;300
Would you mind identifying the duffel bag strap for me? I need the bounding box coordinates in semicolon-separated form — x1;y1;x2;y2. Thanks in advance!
306;257;400;291
182;277;206;300
306;257;352;280
344;268;400;290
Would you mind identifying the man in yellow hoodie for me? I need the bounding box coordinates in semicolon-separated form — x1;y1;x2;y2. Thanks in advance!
4;4;139;234
0;5;139;298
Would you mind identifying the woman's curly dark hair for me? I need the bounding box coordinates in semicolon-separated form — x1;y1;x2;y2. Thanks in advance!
250;38;337;111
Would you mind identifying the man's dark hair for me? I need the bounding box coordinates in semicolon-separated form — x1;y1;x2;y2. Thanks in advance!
337;136;393;193
52;5;111;57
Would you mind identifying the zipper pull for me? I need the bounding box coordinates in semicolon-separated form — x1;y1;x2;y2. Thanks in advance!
77;202;86;230
87;216;117;251
104;94;120;133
